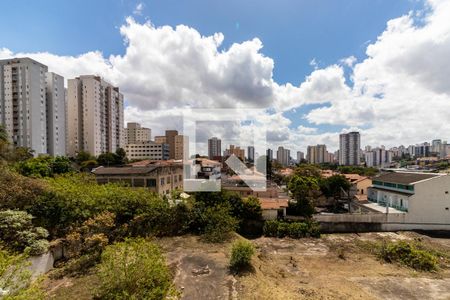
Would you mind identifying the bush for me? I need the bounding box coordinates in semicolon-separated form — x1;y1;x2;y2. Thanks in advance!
97;238;177;300
0;210;49;256
202;205;238;243
262;220;279;237
230;239;255;271
242;196;262;220
262;220;321;239
378;241;438;271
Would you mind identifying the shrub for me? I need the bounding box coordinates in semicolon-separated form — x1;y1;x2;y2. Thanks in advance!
262;220;321;239
262;220;279;237
202;205;238;243
378;241;438;271
97;238;177;300
242;196;262;220
230;240;255;271
0;210;49;256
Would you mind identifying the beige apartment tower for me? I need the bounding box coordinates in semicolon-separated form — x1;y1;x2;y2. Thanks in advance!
125;122;151;144
155;130;187;160
67;75;124;157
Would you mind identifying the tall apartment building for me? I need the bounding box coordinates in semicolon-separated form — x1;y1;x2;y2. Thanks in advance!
125;122;151;144
45;72;66;156
125;141;169;160
155;130;187;160
339;132;360;166
266;148;273;160
364;147;393;167
224;144;245;161
247;146;255;162
0;58;66;155
67;75;124;157
307;144;327;164
276;146;290;166
208;137;221;159
297;151;304;162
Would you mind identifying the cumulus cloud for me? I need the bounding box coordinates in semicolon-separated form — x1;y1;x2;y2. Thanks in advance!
2;0;450;153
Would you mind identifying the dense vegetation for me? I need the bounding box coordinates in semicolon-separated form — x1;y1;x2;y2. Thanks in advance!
96;238;177;299
263;220;321;238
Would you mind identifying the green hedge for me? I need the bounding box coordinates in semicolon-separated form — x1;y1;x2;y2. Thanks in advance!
263;220;320;238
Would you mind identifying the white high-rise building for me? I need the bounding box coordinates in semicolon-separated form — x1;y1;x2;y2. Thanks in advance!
339;132;360;166
208;137;221;159
45;72;66;156
0;58;65;156
365;147;393;167
67;75;124;157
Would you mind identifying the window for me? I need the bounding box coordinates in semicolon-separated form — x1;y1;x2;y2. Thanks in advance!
160;178;165;185
146;179;156;187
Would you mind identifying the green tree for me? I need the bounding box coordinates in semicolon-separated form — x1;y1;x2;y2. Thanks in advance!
320;175;351;198
114;148;127;165
293;165;322;178
242;196;262;220
287;175;319;217
97;152;117;167
75;150;94;164
51;156;73;174
0;210;49;256
97;238;177;300
202;204;238;243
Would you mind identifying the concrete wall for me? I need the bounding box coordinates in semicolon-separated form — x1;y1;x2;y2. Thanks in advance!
314;212;450;232
408;176;450;224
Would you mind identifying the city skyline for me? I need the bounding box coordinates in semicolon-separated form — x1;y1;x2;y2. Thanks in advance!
1;0;449;152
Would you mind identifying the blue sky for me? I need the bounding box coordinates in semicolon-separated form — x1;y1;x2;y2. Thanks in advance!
3;0;447;152
0;0;422;84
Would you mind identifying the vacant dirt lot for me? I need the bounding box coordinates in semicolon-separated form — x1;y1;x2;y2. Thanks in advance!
158;232;450;300
45;231;450;299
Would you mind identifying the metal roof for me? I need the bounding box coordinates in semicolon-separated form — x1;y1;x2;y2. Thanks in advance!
92;166;158;175
374;172;440;185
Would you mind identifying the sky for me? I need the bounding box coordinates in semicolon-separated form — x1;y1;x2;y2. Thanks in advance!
1;0;450;154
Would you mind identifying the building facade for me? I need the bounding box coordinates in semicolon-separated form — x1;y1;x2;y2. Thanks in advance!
125;141;169;160
339;131;360;166
45;72;66;156
0;58;65;155
92;161;183;196
67;75;124;157
224;144;245;161
125;122;151;144
208;137;221;159
247;146;255;162
297;151;304;163
368;172;450;227
276;146;290;166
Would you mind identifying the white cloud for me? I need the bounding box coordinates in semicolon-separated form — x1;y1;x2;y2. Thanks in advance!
340;55;357;67
2;0;450;153
133;2;144;16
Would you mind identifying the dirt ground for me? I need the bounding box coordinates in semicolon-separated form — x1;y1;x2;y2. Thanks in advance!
158;232;450;300
45;231;450;300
